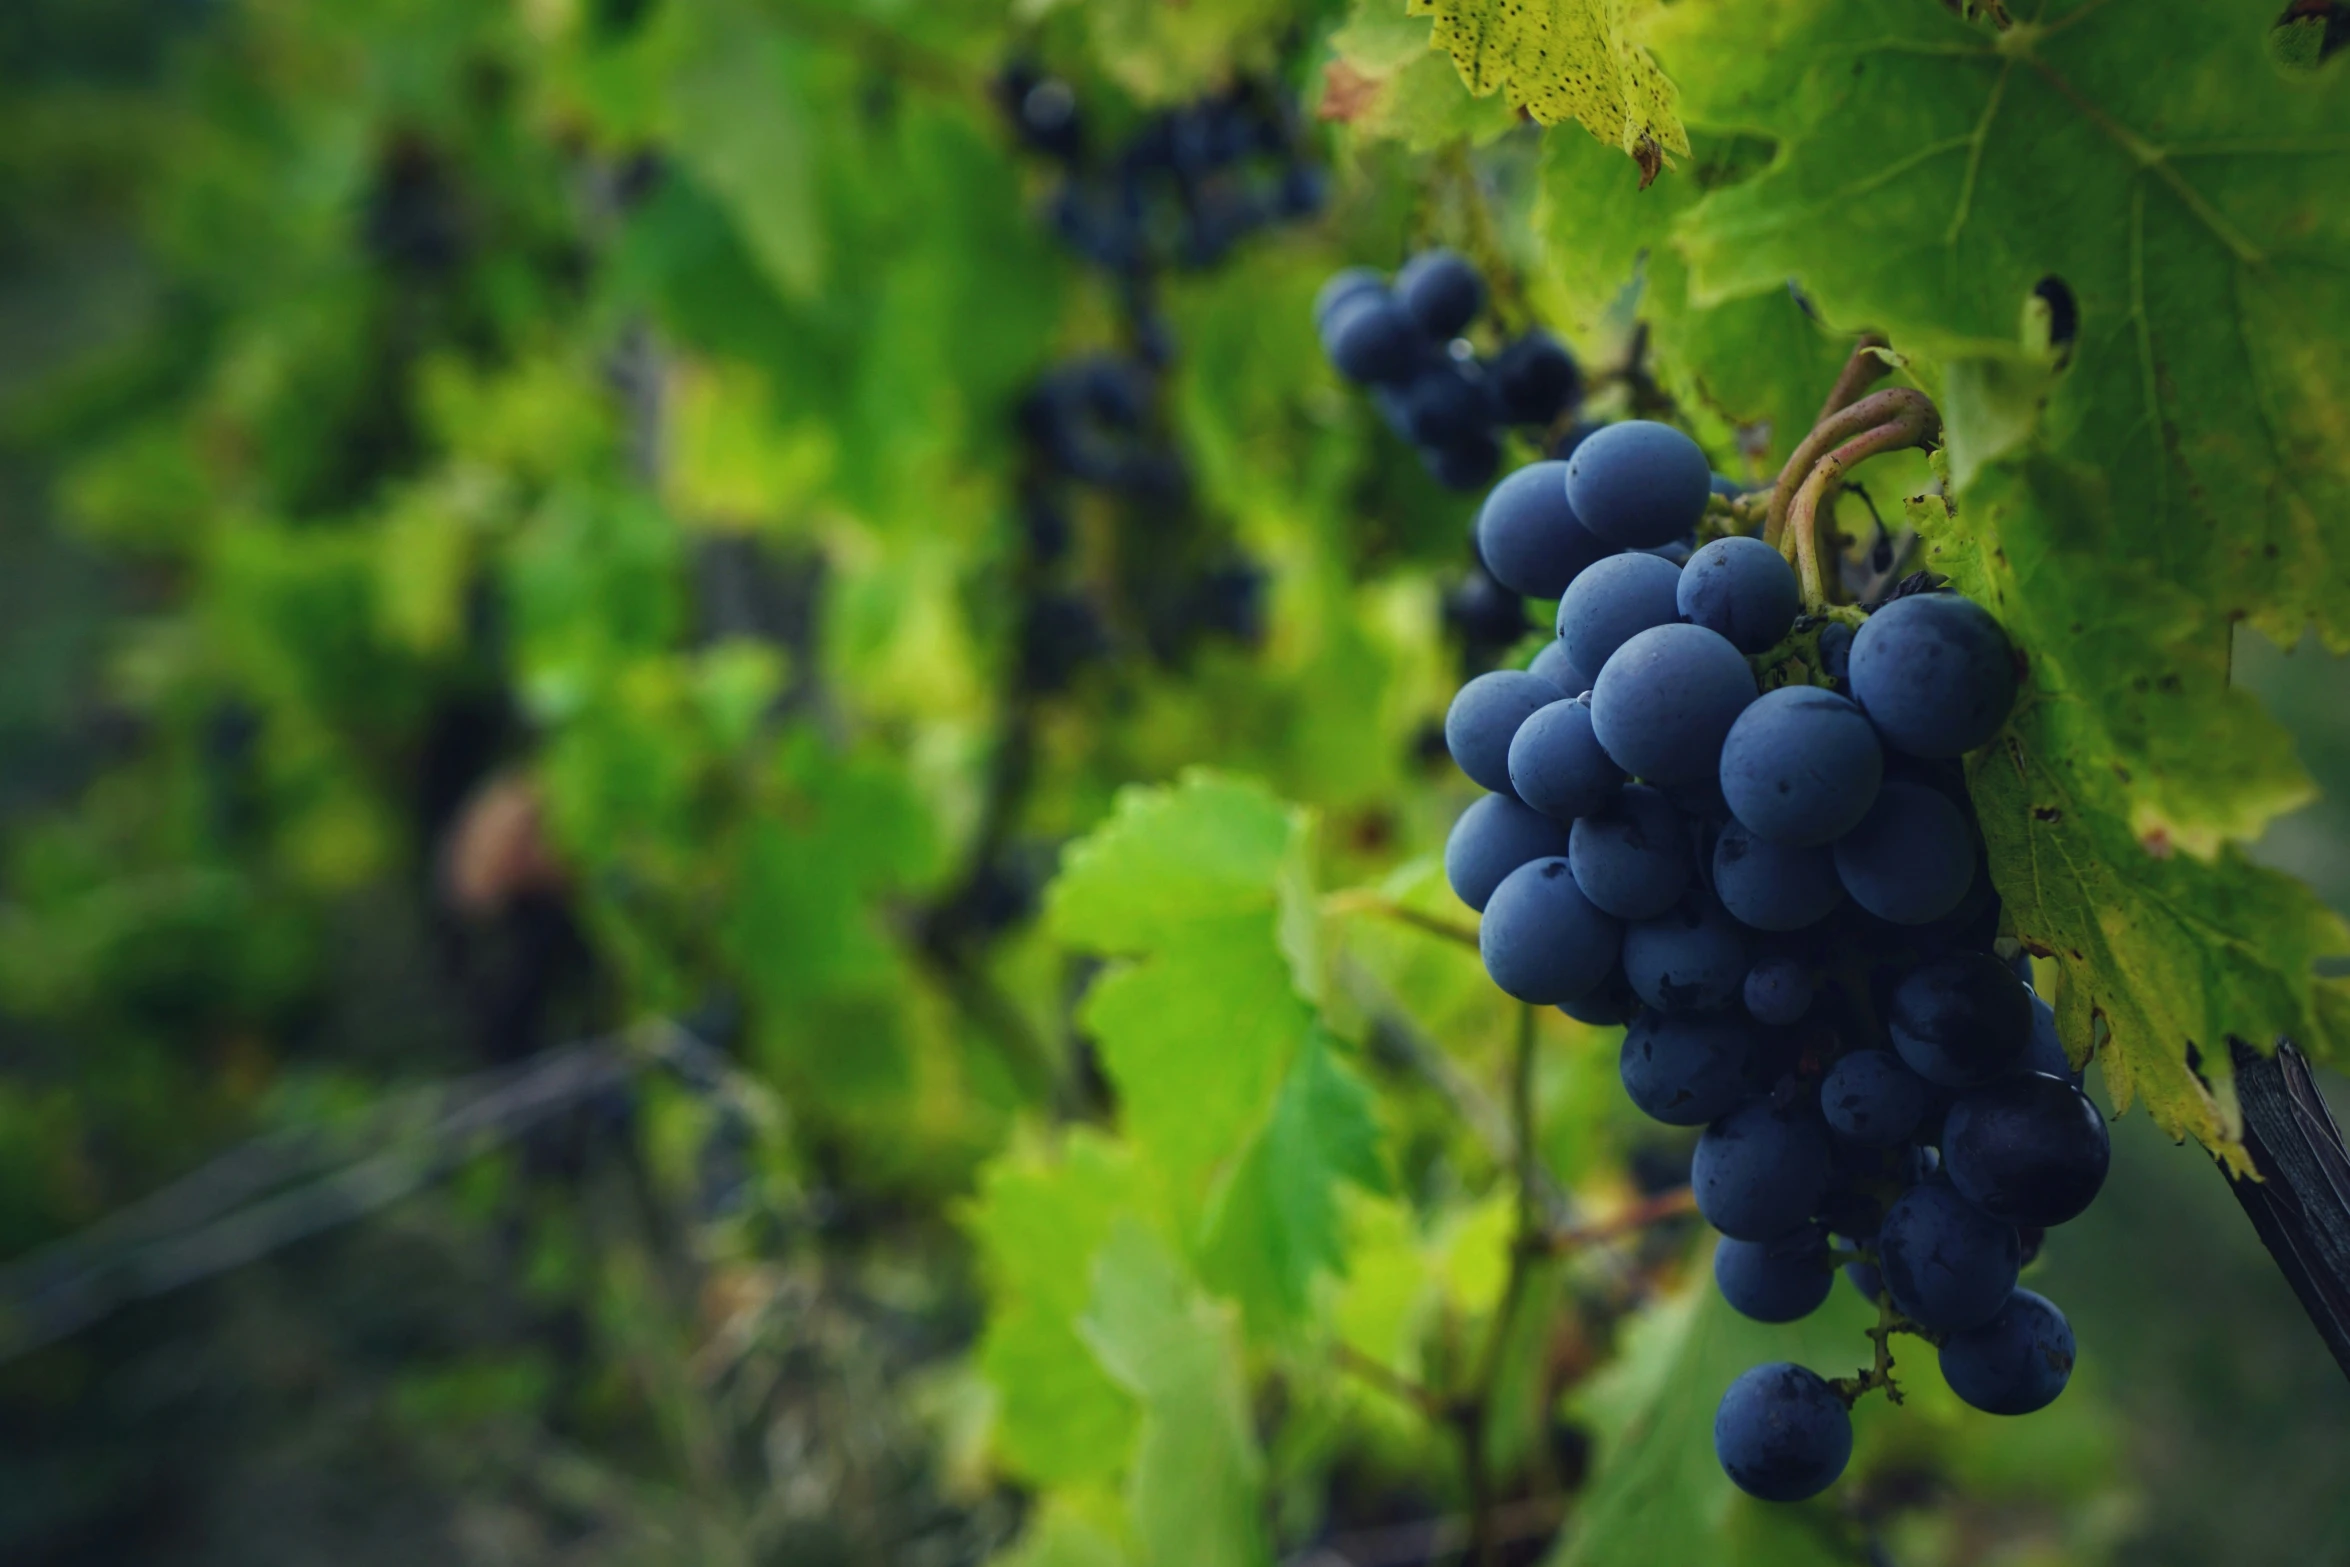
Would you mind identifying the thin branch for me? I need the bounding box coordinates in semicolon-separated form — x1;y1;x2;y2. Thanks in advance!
1322;889;1482;950
1333;1341;1450;1420
1534;1184;1698;1256
0;1021;753;1363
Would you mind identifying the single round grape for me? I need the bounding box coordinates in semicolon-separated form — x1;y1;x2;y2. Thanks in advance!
1511;697;1627;823
1714;1363;1852;1503
1398;362;1488;446
1712;819;1844;931
1849;591;2020;758
1591;624;1758;785
1644;539;1693;567
1743;954;1814;1026
1890;951;2033;1087
1718;686;1884;848
1424;430;1502;491
1877;1182;2019;1332
1444;793;1573;913
1527;638;1592;697
1564;420;1713;548
1939;1288;2074;1415
2019;994;2082;1084
1677;537;1800;655
1313;269;1386;331
1624;891;1752;1013
1715;1226;1834;1324
1488;330;1581;426
1479;857;1624;1004
1445;670;1561;795
1555;551;1683;680
1476;461;1612;599
1819;1050;1930;1146
1943;1072;2111;1226
1844;1257;1884;1304
1323;293;1424;385
1832;782;1976;925
1559;966;1640;1026
1568;784;1689;919
1694;1098;1832;1241
1395;248;1485;338
1619;1010;1769;1126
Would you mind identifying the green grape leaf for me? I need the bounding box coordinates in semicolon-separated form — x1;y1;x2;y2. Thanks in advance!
1653;0;2350;849
1913;477;2350;1156
1535;130;1852;475
1199;1029;1391;1326
1050;775;1310;1203
1076;913;1316;1209
1407;0;1690;178
967;1131;1149;1489
1080;1226;1270;1567
1046;771;1307;956
665;4;823;300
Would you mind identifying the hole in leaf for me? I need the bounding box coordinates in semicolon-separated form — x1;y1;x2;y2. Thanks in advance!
2031;275;2079;367
2271;1;2350;70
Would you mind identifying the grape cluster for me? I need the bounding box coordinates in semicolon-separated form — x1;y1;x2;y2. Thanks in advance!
1001;64;1324;284
996;68;1326;692
1439;425;2107;1502
1315;251;1582;491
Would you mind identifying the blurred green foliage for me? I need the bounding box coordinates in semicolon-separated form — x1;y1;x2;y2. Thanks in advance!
1;2;2348;1565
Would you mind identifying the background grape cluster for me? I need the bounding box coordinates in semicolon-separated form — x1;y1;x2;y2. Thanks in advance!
998;66;1333;695
1314;248;1583;492
1424;409;2113;1501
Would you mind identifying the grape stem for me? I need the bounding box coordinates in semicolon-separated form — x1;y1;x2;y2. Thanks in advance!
1321;889;1483;950
1533;1183;1697;1255
1814;332;1894;426
1780;394;1943;610
1831;1288;1909;1407
1763;386;1938;552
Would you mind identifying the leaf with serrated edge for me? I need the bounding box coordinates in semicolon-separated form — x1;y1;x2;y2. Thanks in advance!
1911;477;2350;1161
1652;0;2350;848
1409;0;1690;174
1047;771;1304;956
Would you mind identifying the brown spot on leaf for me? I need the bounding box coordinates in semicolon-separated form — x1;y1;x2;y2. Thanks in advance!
1319;59;1385;125
2142;827;2175;859
2032;806;2064;823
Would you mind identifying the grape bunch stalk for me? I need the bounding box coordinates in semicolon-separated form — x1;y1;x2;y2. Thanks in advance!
1435;343;2106;1502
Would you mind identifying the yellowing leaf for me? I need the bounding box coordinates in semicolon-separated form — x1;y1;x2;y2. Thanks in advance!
1913;475;2350;1158
1408;0;1689;179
